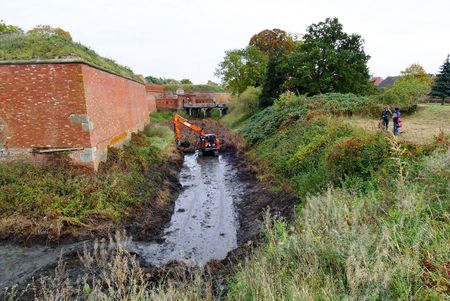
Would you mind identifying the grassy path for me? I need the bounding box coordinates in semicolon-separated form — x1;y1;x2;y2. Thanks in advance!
345;103;450;144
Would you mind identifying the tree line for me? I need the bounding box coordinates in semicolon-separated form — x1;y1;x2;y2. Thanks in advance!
215;18;450;107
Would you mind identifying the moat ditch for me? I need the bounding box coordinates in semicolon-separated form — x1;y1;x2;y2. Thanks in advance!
0;124;298;294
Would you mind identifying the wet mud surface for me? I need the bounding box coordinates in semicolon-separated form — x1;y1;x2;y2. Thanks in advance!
130;153;245;266
0;241;85;290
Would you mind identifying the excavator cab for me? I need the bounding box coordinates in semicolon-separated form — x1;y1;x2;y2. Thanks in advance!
197;134;219;156
173;113;220;156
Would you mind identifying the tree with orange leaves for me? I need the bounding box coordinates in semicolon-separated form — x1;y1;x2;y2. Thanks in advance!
27;25;72;41
249;29;294;56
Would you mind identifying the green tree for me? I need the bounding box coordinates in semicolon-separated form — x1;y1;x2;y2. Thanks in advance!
145;75;161;84
430;55;450;105
285;18;371;95
383;64;432;109
215;46;267;95
401;63;432;84
144;76;179;85
0;20;23;34
180;79;193;84
27;25;72;41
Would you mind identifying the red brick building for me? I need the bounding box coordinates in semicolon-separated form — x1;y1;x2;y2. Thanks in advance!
154;88;216;110
0;60;156;169
371;76;384;86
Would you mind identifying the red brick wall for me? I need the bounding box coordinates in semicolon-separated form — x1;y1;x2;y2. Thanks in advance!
145;84;164;93
145;85;163;113
0;63;90;149
81;64;148;152
146;93;157;113
155;98;178;109
0;62;150;169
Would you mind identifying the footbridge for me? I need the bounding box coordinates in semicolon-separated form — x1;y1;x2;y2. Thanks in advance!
183;103;228;117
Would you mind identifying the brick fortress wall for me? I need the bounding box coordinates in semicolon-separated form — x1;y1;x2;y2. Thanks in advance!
0;61;156;169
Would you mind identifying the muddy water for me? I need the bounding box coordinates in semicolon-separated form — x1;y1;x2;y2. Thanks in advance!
130;153;244;266
0;153;245;289
0;242;85;290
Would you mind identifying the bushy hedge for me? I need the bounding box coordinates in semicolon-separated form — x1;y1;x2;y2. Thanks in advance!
238;92;395;197
308;93;381;115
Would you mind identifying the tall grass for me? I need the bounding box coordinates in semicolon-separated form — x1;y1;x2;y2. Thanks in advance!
3;231;218;300
227;149;449;300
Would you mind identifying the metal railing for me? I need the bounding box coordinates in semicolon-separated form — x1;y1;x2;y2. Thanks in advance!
183;103;228;108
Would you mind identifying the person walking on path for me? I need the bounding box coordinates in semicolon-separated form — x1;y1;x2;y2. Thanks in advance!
381;105;393;130
393;107;401;136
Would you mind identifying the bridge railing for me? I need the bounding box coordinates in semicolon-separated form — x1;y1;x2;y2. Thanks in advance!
183;103;227;108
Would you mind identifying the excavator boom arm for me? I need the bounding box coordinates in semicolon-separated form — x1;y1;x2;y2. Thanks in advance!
173;113;205;142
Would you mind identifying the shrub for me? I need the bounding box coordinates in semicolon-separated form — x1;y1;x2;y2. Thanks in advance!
308;93;380;116
327;132;390;182
382;70;432;112
163;84;226;93
235;86;261;114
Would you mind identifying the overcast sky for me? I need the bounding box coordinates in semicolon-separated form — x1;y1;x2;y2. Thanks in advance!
3;0;450;83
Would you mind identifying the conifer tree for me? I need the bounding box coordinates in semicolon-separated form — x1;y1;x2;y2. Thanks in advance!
260;53;286;107
430;55;450;105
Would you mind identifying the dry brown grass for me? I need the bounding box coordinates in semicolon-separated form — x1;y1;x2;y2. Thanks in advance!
345;103;450;144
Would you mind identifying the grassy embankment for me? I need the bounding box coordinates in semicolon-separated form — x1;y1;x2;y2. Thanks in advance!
0;32;143;82
4;99;448;300
221;94;449;300
0;118;179;241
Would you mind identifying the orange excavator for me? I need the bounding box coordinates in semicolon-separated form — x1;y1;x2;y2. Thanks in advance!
172;113;220;156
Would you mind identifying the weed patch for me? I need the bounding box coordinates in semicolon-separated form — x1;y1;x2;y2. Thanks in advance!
0;124;179;241
0;33;142;82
